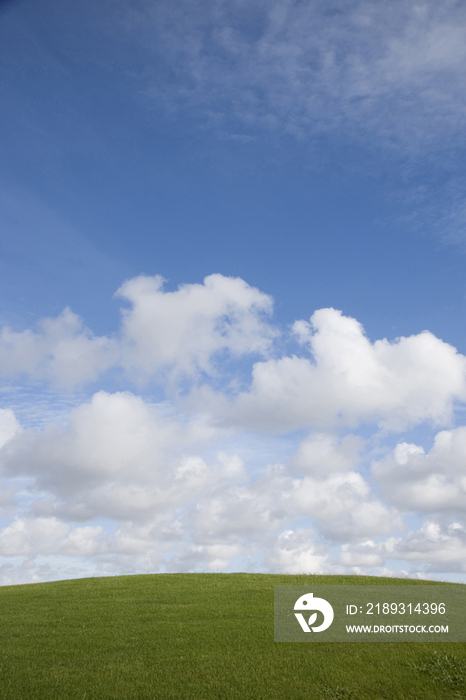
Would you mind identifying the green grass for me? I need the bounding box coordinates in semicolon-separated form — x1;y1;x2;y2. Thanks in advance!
0;573;464;699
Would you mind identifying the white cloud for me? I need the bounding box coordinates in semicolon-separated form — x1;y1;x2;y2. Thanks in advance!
0;516;69;556
0;274;465;582
116;273;277;383
384;520;466;572
0;389;405;578
58;525;106;557
1;282;464;437
339;540;384;569
0;308;116;389
0;274;277;388
340;520;466;574
0;390;219;521
373;425;466;513
291;432;363;476
0;408;21;448
189;467;289;547
0;485;17;519
0;559;68;587
213;308;466;431
174;543;244;573
263;528;328;575
287;471;403;542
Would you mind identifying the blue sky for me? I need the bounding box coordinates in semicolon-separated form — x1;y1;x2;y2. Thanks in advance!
0;0;465;584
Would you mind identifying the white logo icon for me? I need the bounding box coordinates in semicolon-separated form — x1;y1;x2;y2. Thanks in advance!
294;593;334;633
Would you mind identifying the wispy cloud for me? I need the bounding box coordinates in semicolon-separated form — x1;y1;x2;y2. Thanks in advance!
22;0;462;158
96;0;466;243
112;0;466;154
3;1;464;244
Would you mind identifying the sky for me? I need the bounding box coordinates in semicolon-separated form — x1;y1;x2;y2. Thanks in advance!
0;0;465;586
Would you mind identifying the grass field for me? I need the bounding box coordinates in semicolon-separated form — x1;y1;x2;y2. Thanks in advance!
0;573;465;699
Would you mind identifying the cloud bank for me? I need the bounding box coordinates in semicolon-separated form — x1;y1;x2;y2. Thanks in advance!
0;273;465;584
1;275;464;431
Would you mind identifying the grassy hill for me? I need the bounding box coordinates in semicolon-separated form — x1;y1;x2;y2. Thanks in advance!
0;573;465;699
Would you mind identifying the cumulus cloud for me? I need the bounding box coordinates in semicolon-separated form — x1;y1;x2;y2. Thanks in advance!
0;408;21;449
384;520;466;573
340;520;466;575
208;307;466;431
1;280;464;436
0;274;465;582
58;525;106;557
287;471;403;542
0;397;403;578
0;391;220;521
0;274;276;389
263;528;328;575
115;273;277;383
373;426;466;513
0;308;116;389
0;559;62;587
291;432;363;476
0;516;69;557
